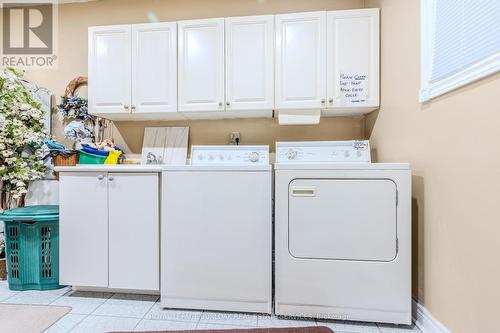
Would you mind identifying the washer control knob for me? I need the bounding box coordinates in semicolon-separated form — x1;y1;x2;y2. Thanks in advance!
287;149;298;160
249;152;260;163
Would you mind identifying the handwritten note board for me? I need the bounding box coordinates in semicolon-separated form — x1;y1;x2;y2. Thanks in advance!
339;73;368;104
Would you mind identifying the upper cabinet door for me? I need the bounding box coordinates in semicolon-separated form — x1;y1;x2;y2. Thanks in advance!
225;15;274;111
132;23;177;114
275;12;326;110
326;9;379;109
178;18;225;112
88;25;131;115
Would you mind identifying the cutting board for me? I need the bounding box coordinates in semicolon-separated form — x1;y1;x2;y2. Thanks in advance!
141;127;189;165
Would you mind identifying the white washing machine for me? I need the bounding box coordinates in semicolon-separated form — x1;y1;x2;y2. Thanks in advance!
161;145;272;314
274;141;411;325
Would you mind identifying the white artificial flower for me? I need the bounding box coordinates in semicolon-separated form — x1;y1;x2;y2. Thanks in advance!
0;68;48;203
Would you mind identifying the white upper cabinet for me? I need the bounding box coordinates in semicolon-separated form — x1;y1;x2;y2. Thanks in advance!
275;11;327;110
225;15;274;111
178;18;225;112
88;9;379;120
326;9;379;112
88;25;132;115
132;22;177;114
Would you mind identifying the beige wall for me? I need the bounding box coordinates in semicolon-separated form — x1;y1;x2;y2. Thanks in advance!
22;0;500;331
366;0;500;332
23;0;368;153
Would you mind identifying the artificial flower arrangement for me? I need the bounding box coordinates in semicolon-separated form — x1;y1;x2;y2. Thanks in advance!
57;95;91;120
57;95;94;145
0;68;48;208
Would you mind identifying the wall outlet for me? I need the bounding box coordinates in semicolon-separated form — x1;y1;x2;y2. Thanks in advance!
230;132;241;145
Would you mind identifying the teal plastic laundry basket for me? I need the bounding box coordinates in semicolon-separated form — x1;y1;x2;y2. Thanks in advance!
0;205;62;291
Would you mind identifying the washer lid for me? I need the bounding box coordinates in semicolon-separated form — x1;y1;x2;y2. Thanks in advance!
288;178;398;262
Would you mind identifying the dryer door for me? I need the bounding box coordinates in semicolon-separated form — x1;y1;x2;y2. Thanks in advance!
289;178;397;262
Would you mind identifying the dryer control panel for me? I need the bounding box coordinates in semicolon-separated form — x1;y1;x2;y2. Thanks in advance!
191;145;269;165
276;141;371;163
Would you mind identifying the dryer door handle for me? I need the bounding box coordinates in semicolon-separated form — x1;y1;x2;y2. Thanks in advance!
291;187;316;197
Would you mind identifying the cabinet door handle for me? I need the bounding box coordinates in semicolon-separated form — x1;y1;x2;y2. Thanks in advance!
123;104;129;110
226;101;230;107
131;105;136;112
108;175;114;181
97;174;104;180
218;102;223;107
329;98;334;104
321;99;326;105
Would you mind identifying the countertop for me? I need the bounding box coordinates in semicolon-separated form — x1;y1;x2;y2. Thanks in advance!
54;164;163;172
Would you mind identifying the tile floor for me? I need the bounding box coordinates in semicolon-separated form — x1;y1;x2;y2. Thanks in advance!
0;281;422;333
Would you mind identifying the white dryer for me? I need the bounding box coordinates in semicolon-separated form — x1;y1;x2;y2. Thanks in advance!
161;145;272;314
274;141;411;325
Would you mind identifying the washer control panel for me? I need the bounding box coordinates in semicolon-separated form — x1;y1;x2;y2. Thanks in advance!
191;145;269;165
276;141;371;163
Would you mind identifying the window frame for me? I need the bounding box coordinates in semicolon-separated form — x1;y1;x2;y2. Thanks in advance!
420;0;500;102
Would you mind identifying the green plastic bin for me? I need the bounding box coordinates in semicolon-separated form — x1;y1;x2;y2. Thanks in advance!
0;205;62;291
78;150;107;164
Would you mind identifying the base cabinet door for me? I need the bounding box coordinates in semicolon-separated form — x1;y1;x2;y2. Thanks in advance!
108;173;159;291
59;173;109;287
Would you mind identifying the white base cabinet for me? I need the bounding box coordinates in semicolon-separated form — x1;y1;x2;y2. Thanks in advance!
59;172;159;291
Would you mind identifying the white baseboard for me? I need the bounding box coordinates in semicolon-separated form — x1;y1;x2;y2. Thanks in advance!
413;299;451;333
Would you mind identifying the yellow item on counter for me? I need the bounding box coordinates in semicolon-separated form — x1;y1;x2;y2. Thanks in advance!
104;150;122;164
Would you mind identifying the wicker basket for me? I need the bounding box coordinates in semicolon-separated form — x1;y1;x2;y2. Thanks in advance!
0;258;6;281
53;152;78;167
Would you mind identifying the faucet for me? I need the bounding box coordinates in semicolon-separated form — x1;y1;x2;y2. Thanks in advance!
147;152;157;164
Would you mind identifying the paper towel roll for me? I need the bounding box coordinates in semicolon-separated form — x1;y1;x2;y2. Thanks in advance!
277;109;321;125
